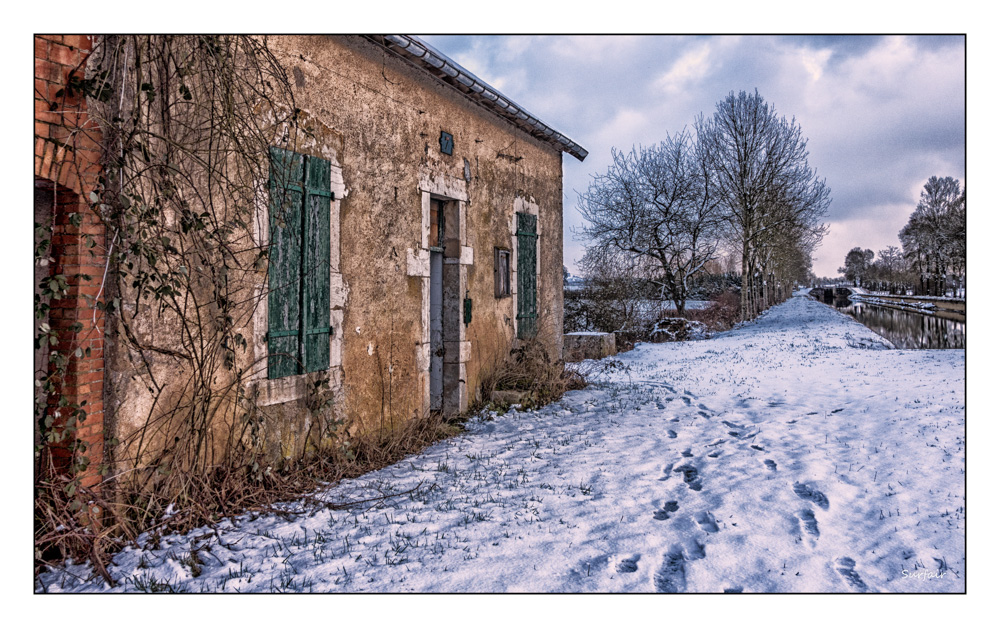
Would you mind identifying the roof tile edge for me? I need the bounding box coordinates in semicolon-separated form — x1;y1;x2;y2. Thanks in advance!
365;35;587;162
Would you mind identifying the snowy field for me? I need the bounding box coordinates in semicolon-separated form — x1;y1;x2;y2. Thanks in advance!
37;292;965;593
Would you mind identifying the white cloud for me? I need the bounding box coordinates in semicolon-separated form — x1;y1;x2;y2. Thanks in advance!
655;42;713;95
799;47;833;83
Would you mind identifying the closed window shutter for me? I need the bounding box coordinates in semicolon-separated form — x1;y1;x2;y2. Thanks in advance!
267;147;332;378
268;147;305;378
302;155;332;373
516;212;537;339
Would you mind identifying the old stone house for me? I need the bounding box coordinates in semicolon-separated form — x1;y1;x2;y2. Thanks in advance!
34;35;586;484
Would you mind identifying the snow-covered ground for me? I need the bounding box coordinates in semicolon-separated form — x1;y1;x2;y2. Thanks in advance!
37;292;965;593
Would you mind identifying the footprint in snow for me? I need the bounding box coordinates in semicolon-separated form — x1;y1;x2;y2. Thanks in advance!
793;482;830;509
685;539;706;559
681;448;693;457
616;555;640;574
657;463;673;481
654;543;703;593
763;459;778;472
834;557;867;591
750;444;765;452
723;586;744;593
667;430;677;439
681;396;693;406
697;411;711;418
653;500;679;521
707;451;721;458
797;509;820;538
695;511;719;533
653;547;686;593
673;464;702;491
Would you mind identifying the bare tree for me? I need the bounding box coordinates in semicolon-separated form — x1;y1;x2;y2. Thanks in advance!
696;90;830;320
578;131;723;316
871;246;905;294
761;216;823;301
574;246;658;341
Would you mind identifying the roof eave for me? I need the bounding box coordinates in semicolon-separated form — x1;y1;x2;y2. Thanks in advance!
364;35;588;162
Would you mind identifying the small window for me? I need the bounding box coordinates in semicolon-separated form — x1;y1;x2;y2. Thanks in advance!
494;248;511;297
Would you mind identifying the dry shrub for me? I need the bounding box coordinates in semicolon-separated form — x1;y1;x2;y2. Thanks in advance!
476;340;587;413
659;290;741;333
342;412;459;473
34;408;461;584
650;317;707;342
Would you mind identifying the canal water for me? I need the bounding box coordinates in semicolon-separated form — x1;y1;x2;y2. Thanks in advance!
818;295;965;349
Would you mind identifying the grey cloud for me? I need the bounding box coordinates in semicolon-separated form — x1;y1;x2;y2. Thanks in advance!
420;35;964;277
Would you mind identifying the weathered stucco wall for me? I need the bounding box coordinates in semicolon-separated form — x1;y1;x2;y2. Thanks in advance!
266;35;565;432
105;35;567;466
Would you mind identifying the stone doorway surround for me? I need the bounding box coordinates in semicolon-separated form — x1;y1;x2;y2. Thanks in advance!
406;171;473;418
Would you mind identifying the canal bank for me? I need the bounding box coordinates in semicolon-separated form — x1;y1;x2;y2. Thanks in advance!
809;287;965;349
848;292;965;315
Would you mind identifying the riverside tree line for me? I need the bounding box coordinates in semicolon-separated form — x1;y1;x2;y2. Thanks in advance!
576;89;829;327
836;176;965;297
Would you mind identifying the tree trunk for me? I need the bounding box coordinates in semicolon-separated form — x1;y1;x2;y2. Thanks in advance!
740;242;750;321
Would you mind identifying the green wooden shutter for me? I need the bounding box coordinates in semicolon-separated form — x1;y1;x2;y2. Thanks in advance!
516;212;538;339
268;147;332;378
268;147;305;378
302;155;331;373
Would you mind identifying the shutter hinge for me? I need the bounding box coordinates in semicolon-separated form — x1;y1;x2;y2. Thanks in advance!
304;326;334;336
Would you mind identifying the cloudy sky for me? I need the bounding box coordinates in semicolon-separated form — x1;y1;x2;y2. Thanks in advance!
419;35;965;278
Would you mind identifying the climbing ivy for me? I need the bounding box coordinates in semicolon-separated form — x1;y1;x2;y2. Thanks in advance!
34;36;353;576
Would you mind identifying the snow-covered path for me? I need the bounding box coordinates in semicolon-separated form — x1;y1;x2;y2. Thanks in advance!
38;293;965;593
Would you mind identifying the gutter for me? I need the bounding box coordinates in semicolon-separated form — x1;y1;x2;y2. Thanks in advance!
364;35;588;162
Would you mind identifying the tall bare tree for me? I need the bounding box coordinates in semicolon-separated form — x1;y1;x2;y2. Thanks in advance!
696;90;830;320
873;245;905;294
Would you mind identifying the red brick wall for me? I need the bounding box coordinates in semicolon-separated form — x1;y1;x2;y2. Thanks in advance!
34;35;105;488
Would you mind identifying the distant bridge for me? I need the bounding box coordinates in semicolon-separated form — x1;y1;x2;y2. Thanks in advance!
809;286;852;302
